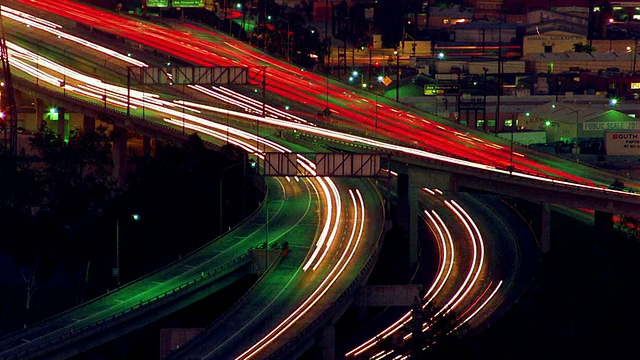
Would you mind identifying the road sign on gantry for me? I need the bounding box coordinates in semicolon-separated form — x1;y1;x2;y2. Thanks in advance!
424;84;459;96
146;0;169;7
171;0;205;7
315;153;381;177
264;153;299;176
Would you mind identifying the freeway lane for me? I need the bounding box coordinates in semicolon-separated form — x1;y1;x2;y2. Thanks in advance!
166;178;385;360
9;1;640;196
8;0;611;186
344;180;536;358
0;173;322;359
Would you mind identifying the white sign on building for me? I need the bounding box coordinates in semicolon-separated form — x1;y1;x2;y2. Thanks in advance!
584;121;640;131
605;131;640;155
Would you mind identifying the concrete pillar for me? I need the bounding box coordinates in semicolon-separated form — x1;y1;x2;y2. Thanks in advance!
319;323;335;360
112;125;128;187
407;168;421;270
395;169;420;270
83;115;96;133
56;107;66;139
540;202;550;253
594;211;614;244
13;89;22;109
142;135;151;156
396;172;409;233
34;98;44;132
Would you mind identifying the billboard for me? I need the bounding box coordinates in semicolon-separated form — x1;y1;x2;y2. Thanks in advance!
605;131;640;155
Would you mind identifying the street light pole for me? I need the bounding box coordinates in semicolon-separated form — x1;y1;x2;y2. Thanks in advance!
510;114;515;173
394;49;400;101
116;219;120;287
115;214;140;288
219;161;247;234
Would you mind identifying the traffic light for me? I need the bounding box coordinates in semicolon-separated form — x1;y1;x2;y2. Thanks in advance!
545;120;552;127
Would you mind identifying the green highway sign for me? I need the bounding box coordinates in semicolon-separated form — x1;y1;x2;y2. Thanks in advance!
172;0;205;7
424;84;459;96
146;0;169;7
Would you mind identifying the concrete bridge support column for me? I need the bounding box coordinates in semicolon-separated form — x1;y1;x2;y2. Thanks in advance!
56;107;67;140
83;115;96;133
396;170;421;271
34;98;44;132
112;125;128;187
540;202;551;253
142;135;152;156
319;323;335;360
594;211;614;243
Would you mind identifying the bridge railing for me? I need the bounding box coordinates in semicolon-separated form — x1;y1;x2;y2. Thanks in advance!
1;252;252;360
297;129;640;203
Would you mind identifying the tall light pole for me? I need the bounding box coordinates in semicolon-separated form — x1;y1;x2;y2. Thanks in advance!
394;49;400;101
219;161;247;234
509;114;516;173
572;108;580;145
115;213;140;287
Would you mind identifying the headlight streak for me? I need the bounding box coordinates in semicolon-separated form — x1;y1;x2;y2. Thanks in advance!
2;5;62;29
347;195;493;359
164;112;341;274
14;1;640;194
3;6;148;67
191;85;314;125
346;208;455;359
310;178;343;271
453;280;503;332
437;200;484;318
9;16;638;197
233;188;366;360
424;211;455;306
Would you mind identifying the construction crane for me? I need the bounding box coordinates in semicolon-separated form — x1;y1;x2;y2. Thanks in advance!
0;5;18;156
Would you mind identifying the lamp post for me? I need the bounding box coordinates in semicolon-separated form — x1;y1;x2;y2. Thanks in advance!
509;114;516;174
115;214;140;287
572;109;580;145
394;49;400;101
219;160;247;234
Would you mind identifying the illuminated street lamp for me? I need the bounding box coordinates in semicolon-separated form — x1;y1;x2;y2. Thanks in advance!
394;49;400;101
115;213;140;287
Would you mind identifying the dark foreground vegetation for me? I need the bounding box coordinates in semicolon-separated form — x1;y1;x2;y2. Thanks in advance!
0;126;260;333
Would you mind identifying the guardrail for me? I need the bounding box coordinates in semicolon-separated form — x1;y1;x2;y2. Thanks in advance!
1;252;252;360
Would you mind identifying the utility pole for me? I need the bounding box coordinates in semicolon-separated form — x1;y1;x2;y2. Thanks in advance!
395;49;400;101
0;7;18;156
633;36;638;74
495;20;502;134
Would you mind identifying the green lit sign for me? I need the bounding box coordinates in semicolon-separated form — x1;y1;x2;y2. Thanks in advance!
146;0;169;7
172;0;205;7
424;84;459;96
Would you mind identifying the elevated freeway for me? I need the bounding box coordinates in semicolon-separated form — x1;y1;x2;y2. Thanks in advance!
0;6;388;360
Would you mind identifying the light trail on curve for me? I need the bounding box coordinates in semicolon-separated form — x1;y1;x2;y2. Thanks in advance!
346;188;503;359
